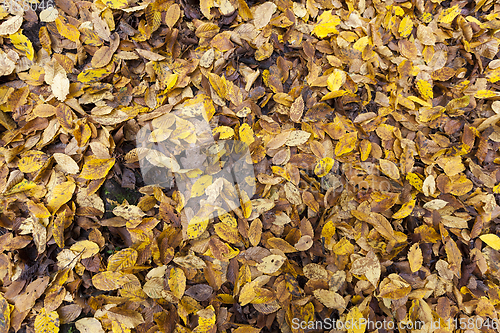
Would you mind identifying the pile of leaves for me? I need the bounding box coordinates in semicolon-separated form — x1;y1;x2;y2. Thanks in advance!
1;0;500;332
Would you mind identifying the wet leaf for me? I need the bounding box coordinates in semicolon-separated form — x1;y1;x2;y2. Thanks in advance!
47;181;76;214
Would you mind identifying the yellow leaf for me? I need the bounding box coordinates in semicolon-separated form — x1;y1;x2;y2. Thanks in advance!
475;90;500;99
420;12;432;23
113;205;145;221
393;6;404;16
255;42;273;61
448;173;473;196
271;166;289;180
480;234;500;251
200;0;214;19
345;306;366;333
104;0;129;9
313;289;345;310
187;217;209;239
379;274;411;299
107;248;138;271
312;10;341;38
208;73;227;99
111;321;131;333
236;0;252;21
321;90;349;101
0;293;11;333
3;179;37;195
212;125;235;139
53;153;80;174
321;220;336;250
47;181;76;213
77;68;111;83
55;16;80;42
164;73;178;91
34;308;59;333
239;280;258;306
267;237;297;253
438;5;461;24
335;131;357;156
145;2;161;33
332;237;354;256
408;243;423;273
314;157;334;177
80;27;103;46
393;199;416;219
233;327;261;333
352;36;370;52
92;271;129;291
359;139;371;161
219;212;238;228
213;222;239;244
239;191;252;219
194;306;216;332
53;212;66;248
239;123;255;146
407;95;432;107
487;68;500;83
70;240;100;259
169;267;186;299
18;151;48;173
191;175;213;198
171;117;196;140
416;79;433;100
432;67;456;81
80;158;115;180
327;69;346;92
26;201;50;219
398;16;413;38
475;297;496;317
414;225;441;243
406;172;423;191
9;30;35;61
